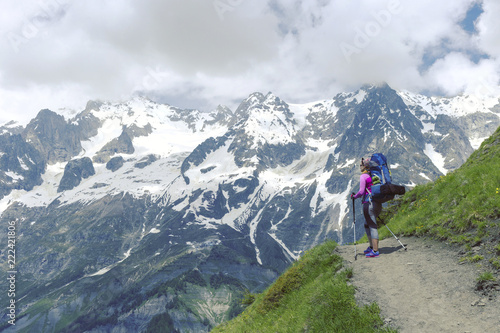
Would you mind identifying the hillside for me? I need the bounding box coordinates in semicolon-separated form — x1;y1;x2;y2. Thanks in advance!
211;240;395;332
212;125;500;332
379;124;500;277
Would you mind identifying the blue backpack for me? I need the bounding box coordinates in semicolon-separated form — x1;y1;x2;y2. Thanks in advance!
367;153;405;203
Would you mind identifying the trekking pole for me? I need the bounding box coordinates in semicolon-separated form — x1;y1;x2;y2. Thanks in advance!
352;196;357;260
383;223;407;251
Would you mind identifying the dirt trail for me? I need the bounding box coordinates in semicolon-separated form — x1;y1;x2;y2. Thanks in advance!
337;236;500;333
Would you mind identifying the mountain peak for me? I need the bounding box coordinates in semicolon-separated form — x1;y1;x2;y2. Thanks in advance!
85;100;104;112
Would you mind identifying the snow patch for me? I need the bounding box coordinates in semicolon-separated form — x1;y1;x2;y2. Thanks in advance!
88;248;132;277
469;136;489;150
421;122;435;133
419;173;431;181
345;90;367;104
423;144;448;175
338;159;355;169
399;90;499;118
5;171;23;181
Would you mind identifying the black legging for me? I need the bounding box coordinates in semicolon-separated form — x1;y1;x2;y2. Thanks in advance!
363;201;382;239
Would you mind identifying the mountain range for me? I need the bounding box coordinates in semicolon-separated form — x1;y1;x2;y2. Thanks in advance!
1;83;499;332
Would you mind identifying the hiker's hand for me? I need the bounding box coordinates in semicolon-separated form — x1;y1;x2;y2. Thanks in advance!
350;193;355;199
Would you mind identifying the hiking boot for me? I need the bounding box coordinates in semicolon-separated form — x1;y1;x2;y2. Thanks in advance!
365;249;379;258
364;247;373;254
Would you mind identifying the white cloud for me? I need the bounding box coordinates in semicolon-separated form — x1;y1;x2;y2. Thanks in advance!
476;0;500;57
0;0;499;125
424;53;500;96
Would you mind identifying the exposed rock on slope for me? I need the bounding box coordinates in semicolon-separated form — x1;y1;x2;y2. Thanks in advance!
57;157;95;192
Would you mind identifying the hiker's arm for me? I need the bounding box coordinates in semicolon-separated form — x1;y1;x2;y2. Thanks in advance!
352;174;368;199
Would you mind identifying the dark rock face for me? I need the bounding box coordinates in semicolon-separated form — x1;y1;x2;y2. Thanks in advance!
0;133;45;199
94;130;135;163
0;109;101;200
22;109;80;163
57;157;95;192
125;123;153;137
106;156;125;172
134;154;158;169
22;109;99;164
181;136;230;184
203;105;233;129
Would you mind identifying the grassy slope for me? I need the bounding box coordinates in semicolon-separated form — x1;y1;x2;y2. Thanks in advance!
212;126;500;332
211;240;394;333
2;130;496;333
377;125;500;283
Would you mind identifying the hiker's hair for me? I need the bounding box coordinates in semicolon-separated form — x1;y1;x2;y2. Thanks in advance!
361;158;370;171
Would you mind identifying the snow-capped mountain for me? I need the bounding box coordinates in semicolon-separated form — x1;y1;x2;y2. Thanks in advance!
1;84;499;332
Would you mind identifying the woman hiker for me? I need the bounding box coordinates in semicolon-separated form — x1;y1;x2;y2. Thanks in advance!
351;158;382;258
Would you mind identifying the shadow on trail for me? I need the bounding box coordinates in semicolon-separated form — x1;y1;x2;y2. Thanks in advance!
379;245;407;254
353;244;407;256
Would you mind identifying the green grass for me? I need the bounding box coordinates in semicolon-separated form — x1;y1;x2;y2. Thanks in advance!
211;241;395;333
477;271;496;283
373;125;500;277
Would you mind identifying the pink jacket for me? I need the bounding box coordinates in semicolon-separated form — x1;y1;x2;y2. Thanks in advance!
353;173;373;203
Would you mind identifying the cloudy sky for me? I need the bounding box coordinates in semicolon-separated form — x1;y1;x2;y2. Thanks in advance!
1;0;499;125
